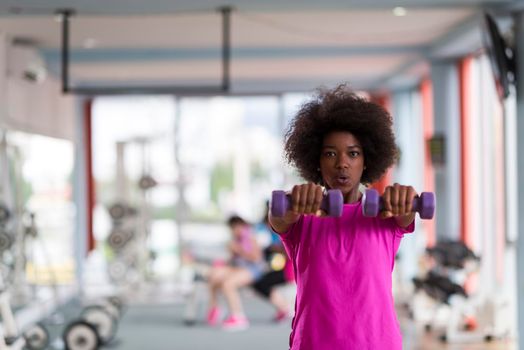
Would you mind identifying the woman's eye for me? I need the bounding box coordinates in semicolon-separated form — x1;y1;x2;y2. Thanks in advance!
324;151;336;157
349;151;360;157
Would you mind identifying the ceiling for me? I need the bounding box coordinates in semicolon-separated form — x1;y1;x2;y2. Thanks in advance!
0;0;517;95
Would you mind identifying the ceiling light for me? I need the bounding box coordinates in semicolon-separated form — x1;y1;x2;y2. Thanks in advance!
393;7;407;16
83;38;98;49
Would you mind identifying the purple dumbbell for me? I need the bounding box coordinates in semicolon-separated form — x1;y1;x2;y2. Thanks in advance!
361;189;435;219
271;189;343;217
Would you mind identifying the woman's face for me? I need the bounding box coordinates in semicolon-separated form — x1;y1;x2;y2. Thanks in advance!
319;131;365;198
230;223;244;238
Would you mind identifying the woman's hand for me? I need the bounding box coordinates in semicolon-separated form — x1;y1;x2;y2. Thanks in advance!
380;183;417;227
269;183;324;233
289;183;325;217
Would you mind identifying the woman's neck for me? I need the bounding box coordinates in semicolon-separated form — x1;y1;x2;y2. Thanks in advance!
343;188;361;204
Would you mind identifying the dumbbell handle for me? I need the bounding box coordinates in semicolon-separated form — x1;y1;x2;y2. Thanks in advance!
362;189;435;220
271;189;343;217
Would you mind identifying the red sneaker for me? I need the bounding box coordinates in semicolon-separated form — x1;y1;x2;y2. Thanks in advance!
206;307;221;326
273;310;291;323
222;315;249;331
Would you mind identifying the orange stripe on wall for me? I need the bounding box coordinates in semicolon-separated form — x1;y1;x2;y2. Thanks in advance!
459;58;473;248
84;99;96;254
494;99;506;283
459;57;479;294
420;79;436;247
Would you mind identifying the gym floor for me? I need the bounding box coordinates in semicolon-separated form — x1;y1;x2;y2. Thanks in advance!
75;292;514;350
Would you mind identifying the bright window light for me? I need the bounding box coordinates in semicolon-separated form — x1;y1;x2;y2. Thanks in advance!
393;7;407;16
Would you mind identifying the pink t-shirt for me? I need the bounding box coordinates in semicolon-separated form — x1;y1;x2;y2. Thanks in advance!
279;200;414;350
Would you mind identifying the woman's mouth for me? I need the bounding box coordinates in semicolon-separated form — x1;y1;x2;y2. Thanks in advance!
334;176;350;186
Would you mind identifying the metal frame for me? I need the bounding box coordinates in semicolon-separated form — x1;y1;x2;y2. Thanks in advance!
56;7;232;95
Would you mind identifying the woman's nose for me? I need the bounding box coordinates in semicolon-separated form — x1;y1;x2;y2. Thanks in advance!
335;155;349;168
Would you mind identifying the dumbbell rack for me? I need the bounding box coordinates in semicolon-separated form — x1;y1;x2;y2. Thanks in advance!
61;296;124;350
0;273;49;350
105;140;157;290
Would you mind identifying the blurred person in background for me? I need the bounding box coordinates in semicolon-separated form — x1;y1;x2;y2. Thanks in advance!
206;215;265;331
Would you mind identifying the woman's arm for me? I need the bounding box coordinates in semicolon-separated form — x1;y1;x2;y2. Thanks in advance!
231;236;262;262
394;212;416;228
244;236;263;262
